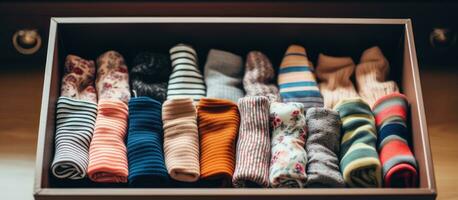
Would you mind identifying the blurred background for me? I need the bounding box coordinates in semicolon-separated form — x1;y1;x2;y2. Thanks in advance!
0;1;457;200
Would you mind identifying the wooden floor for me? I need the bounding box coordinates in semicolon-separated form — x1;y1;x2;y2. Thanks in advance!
0;66;457;200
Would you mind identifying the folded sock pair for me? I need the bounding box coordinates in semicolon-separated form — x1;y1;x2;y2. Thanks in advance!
233;96;271;188
51;55;97;180
167;44;206;102
162;98;200;183
278;45;323;110
198;98;240;187
335;98;381;187
269;102;308;188
204;49;245;102
88;51;131;183
243;51;280;101
127;97;169;186
130;52;171;102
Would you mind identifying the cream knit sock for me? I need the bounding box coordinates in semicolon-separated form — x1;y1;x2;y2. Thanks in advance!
162;98;200;182
355;46;399;106
316;54;359;109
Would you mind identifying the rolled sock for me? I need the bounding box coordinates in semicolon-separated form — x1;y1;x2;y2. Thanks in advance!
335;98;382;187
87;99;129;183
278;44;323;110
96;50;131;103
162;98;200;182
305;107;345;187
130;52;171;103
316;54;359;109
373;93;418;188
269;102;308;188
127;97;169;186
356;46;399;106
167;44;206;102
204;49;245;103
61;54;97;103
233;96;271;188
51;97;97;180
243;51;280;101
198;98;239;187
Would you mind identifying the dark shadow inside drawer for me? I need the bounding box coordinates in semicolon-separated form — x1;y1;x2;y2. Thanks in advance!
46;22;412;188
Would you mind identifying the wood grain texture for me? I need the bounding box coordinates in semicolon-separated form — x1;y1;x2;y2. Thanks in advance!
0;66;456;199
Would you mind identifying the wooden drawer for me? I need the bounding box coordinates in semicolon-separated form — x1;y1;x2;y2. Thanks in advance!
34;17;436;200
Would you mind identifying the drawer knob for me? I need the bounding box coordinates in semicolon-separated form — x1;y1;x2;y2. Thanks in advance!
12;29;42;55
429;28;456;49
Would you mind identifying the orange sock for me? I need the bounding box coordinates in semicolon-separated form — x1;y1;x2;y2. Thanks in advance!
197;98;240;187
87;99;129;183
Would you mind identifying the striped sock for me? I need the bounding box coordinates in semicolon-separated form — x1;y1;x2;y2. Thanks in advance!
269;102;308;188
373;93;418;188
335;98;382;187
51;97;97;180
167;44;206;102
127;97;169;186
87;99;129;183
233;96;271;188
162;98;200;183
197;98;240;187
278;44;323;110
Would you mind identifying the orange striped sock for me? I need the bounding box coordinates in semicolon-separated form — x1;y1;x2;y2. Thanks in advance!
87;99;129;183
197;98;240;187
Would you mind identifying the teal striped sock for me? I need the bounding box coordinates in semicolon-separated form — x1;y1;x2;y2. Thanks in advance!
277;44;323;111
335;97;382;187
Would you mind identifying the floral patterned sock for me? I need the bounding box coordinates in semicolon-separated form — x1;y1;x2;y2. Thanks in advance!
61;54;97;103
95;50;131;104
269;102;308;188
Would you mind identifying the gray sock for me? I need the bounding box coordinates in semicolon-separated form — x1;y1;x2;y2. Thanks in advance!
204;49;245;102
305;107;345;187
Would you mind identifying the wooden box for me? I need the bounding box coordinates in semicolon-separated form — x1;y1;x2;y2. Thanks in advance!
34;17;436;200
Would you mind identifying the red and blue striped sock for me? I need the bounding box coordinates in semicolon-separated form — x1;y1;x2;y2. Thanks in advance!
373;93;418;188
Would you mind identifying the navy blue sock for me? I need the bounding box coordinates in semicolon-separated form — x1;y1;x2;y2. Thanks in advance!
127;96;169;187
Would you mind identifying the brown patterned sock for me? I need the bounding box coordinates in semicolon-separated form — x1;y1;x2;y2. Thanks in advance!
243;51;280;101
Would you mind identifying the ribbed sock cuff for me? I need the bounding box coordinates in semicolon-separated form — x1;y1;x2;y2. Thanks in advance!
198;98;239;187
233;96;271;188
162;98;200;182
88;99;129;183
127;97;169;186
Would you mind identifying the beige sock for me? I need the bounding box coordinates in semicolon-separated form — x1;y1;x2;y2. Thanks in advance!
316;54;359;109
162;98;200;182
355;46;399;106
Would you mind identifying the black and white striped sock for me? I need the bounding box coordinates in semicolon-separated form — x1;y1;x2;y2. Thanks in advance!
167;44;206;102
51;96;97;180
